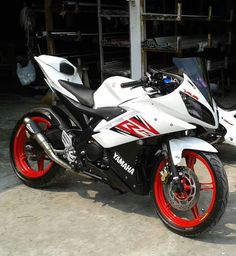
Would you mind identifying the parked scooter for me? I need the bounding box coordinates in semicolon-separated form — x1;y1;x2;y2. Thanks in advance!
10;55;228;237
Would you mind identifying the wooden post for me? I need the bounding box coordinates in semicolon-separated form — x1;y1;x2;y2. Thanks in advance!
44;0;55;54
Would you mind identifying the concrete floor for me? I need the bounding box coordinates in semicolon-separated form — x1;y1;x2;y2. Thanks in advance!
0;93;236;256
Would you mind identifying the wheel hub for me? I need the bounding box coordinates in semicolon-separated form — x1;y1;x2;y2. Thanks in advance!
25;140;44;161
164;167;200;211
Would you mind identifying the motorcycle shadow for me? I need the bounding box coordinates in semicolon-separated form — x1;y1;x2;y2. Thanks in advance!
195;190;236;244
45;171;236;243
46;170;157;219
196;143;236;243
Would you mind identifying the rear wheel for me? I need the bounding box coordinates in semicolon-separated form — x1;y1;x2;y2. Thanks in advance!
10;112;65;188
151;150;228;237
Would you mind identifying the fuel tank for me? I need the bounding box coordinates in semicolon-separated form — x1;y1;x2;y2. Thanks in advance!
93;76;147;108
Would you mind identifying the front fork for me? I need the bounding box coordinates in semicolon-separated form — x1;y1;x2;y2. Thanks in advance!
163;140;184;192
160;135;218;192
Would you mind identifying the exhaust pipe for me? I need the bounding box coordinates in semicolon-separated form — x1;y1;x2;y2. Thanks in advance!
23;117;73;170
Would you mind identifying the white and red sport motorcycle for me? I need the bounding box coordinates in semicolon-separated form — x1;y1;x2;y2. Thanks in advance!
10;55;228;237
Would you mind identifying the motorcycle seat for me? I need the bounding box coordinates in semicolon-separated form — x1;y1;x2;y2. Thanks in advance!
59;80;95;107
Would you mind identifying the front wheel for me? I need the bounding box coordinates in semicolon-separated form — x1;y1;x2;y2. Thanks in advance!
151;150;228;237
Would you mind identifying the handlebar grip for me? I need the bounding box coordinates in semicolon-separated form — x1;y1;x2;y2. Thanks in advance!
120;80;143;88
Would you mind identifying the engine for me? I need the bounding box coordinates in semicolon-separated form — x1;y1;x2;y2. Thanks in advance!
85;140;109;169
47;128;109;169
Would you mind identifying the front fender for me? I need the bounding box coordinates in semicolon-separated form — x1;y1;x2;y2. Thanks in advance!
169;137;217;165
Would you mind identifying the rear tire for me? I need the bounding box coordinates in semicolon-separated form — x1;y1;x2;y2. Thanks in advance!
10;112;65;188
151;150;228;237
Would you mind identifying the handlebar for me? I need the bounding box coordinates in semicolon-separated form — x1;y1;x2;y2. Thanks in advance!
120;80;144;88
120;72;179;95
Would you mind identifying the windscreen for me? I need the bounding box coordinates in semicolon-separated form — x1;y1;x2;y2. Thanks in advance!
173;57;212;107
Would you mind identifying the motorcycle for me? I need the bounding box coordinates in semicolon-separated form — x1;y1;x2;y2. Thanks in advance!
10;55;229;237
215;102;236;146
196;84;236;147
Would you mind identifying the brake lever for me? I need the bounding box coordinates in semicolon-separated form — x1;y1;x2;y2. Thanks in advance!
145;72;152;81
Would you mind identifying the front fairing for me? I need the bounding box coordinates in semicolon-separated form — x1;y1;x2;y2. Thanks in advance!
169;57;218;129
179;73;219;129
151;73;219;129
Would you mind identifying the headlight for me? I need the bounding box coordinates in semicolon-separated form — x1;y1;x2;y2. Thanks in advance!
180;92;215;126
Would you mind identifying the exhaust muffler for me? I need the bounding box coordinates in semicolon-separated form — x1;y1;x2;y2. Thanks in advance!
23;117;72;170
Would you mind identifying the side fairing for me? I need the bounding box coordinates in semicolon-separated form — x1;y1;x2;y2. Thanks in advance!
92;99;195;148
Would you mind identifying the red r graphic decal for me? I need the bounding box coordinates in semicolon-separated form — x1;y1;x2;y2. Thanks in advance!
113;116;160;138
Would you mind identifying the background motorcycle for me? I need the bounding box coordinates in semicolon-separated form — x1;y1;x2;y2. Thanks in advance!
201;83;236;147
10;55;228;237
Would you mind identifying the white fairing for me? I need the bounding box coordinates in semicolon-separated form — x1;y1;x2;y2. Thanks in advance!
94;74;218;128
92;74;218;148
34;55;82;102
169;137;218;165
93;76;148;108
218;107;236;146
92;108;196;148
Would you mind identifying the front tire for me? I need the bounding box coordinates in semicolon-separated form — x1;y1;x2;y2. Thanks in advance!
151;150;228;237
10;112;65;188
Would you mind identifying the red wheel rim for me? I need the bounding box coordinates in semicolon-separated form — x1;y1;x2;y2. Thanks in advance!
13;116;54;178
154;150;216;228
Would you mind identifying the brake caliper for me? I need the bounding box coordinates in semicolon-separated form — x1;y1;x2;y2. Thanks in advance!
160;165;171;184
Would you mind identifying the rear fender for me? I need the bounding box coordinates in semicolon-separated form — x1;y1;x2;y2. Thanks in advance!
169;137;218;165
29;107;75;129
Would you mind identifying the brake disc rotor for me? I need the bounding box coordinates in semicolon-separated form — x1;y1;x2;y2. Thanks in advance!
164;167;200;211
